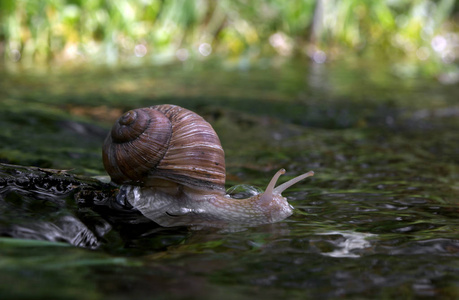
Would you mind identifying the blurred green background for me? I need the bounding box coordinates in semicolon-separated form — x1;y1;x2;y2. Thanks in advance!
1;0;458;77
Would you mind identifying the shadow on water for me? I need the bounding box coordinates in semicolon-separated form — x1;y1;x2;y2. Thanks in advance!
0;60;458;299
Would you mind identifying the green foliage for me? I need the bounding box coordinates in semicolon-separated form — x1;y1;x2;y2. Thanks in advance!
0;0;457;73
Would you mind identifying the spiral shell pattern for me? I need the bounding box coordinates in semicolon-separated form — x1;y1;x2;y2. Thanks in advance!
102;105;226;192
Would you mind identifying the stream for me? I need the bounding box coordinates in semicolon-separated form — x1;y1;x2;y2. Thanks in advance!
0;59;458;299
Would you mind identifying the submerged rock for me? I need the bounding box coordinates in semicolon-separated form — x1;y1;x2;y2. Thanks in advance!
0;163;160;249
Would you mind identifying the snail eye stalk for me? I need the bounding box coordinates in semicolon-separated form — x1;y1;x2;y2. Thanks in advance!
274;171;314;194
259;169;314;206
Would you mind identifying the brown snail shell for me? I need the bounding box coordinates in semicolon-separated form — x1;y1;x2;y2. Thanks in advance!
102;105;226;192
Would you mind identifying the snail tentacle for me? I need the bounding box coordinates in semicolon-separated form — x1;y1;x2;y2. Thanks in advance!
274;171;315;194
258;168;286;206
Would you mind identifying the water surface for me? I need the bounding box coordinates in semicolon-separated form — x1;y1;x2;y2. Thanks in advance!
0;59;458;299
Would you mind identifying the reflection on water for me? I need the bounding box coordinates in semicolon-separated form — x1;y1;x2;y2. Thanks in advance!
0;60;458;299
7;215;106;249
316;231;375;258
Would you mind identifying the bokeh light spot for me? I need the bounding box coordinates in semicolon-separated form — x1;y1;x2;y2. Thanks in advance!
198;43;212;56
312;50;327;64
176;48;189;61
134;44;147;57
431;36;447;53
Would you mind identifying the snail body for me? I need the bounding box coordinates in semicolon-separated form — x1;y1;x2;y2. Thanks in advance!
103;105;313;228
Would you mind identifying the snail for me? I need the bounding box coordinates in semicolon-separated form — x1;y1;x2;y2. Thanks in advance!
102;104;314;228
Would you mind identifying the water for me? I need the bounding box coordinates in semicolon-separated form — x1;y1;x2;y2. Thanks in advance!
0;59;458;299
